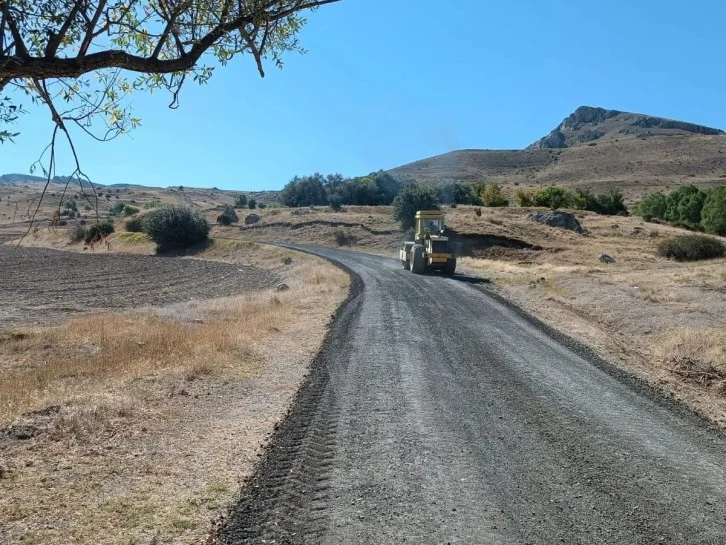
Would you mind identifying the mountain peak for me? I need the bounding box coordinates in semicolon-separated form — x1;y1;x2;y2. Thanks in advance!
528;106;724;149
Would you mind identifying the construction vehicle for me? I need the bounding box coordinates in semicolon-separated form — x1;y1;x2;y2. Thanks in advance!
399;210;456;275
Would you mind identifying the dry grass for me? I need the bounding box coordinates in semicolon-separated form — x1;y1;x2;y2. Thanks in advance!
0;242;349;545
656;328;726;389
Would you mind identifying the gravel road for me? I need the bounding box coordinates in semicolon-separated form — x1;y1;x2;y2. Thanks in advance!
220;247;726;545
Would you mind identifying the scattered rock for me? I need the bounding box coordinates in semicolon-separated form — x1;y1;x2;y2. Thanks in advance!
193;318;204;324
0;465;6;478
526;211;584;233
275;283;290;292
599;253;616;264
281;256;293;265
244;213;261;225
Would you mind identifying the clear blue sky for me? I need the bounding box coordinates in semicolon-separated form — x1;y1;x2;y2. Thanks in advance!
2;0;725;190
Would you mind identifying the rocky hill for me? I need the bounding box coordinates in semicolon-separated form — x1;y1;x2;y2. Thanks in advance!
388;107;726;201
528;106;724;149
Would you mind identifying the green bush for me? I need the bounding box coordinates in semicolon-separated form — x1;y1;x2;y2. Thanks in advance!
109;201;126;215
514;188;536;207
234;194;248;207
63;199;77;212
69;224;86;242
217;213;232;226
143;205;210;252
534;186;572;210
635;192;668;220
83;221;114;243
481;183;509;207
125;217;144;232
392;184;440;230
701;187;726;236
122;205;139;216
248;198;257;209
665;185;706;224
657;234;725;261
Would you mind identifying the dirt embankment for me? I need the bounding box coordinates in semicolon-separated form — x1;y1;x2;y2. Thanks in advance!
0;240;350;545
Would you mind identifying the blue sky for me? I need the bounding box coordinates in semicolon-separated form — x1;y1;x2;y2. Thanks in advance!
2;0;725;190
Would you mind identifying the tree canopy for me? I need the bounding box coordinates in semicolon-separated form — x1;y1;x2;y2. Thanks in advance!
0;0;341;142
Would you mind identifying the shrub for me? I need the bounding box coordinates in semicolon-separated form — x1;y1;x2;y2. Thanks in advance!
329;194;343;211
635;192;667;220
125;217;144;232
534;186;572;210
514;188;536;207
69;224;86;242
83;221;114;243
258;202;267;209
63;199;77;211
574;188;628;215
109;201;126;215
657;234;725;261
248;198;257;209
332;229;356;246
439;182;481;205
701;187;726;236
474;207;482;217
481;183;509;207
143;205;210;252
234;194;248;207
122;205;139;216
392;184;440;230
217;213;232;226
665;185;706;224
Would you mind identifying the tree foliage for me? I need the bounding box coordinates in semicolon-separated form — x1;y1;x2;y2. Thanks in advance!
142;205;209;252
701;187;726;236
664;185;707;225
280;170;403;208
1;0;340;140
634;192;668;221
392;184;440;230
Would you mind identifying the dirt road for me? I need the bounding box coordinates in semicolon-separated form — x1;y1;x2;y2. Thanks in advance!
219;247;726;545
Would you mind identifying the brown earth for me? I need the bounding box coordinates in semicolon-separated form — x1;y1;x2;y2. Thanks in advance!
388;134;726;202
0;244;274;327
0;241;350;545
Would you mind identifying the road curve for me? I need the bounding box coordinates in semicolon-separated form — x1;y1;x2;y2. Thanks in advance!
219;246;726;545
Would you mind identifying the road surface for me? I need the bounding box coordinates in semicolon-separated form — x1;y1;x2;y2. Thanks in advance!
219;246;726;545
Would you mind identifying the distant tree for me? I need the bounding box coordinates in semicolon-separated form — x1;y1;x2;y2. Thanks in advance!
234;194;249;208
480;184;509;207
634;192;668;221
533;186;572;210
248;198;258;209
143;206;209;252
392;184;440;230
665;185;707;224
280;173;328;207
701;187;726;235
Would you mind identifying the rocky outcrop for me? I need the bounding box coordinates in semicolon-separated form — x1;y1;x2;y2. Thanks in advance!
528;106;724;149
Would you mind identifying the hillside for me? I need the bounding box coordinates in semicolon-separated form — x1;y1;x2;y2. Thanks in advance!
528;105;724;149
388;107;726;202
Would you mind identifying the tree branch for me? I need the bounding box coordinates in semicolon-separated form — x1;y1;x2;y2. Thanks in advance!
0;0;341;79
45;0;85;58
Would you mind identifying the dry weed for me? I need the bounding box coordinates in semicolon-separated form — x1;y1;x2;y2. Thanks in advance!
656;328;726;388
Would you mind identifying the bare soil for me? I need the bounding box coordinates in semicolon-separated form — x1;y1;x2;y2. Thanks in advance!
0;242;350;545
0;245;274;327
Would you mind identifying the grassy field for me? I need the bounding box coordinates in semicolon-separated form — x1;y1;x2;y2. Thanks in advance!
0;240;349;545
